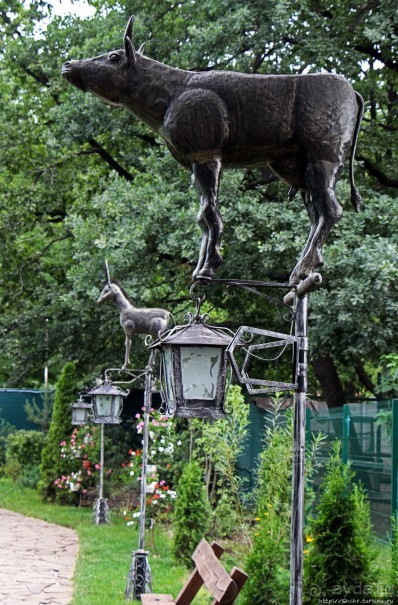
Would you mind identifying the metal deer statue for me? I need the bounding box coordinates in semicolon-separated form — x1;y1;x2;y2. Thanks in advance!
97;262;170;369
62;17;364;285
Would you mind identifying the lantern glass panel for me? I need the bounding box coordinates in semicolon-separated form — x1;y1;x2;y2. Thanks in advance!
73;407;87;424
163;345;175;403
181;346;222;400
95;394;113;417
113;395;123;418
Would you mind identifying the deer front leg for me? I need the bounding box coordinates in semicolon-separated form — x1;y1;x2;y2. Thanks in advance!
122;334;131;370
192;159;223;280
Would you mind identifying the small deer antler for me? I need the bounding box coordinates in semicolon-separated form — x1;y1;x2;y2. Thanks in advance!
105;259;111;286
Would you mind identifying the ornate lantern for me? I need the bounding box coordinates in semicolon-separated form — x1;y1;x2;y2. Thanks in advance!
71;396;93;425
87;381;128;424
148;299;233;419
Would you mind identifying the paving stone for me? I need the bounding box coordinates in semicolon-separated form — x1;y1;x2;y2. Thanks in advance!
0;509;78;605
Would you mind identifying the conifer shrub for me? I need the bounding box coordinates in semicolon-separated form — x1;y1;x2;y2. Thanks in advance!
37;362;78;502
172;460;210;568
242;408;293;605
242;404;325;605
304;442;377;603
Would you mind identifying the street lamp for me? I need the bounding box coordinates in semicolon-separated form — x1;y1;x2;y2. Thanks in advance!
87;381;128;424
71;395;93;425
86;380;129;524
148;297;233;419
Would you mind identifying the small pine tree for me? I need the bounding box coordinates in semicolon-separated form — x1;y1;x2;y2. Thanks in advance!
37;362;78;502
304;442;377;604
172;460;210;568
242;408;293;605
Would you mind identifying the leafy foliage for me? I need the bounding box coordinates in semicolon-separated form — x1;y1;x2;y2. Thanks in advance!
0;0;396;407
172;460;211;568
190;385;250;537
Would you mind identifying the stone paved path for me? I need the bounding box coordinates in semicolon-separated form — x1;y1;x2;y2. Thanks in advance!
0;508;79;605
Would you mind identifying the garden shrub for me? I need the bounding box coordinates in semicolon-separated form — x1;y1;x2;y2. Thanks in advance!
37;362;78;502
0;412;15;471
172;460;210;568
191;385;250;538
303;441;377;604
4;429;47;487
242;403;325;605
242;407;293;605
121;409;179;528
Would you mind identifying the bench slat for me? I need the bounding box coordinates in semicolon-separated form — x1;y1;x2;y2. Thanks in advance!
211;567;248;605
175;542;224;605
191;540;237;605
141;594;175;605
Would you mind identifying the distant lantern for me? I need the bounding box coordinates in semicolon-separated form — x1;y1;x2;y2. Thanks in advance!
71;396;93;425
87;381;128;424
148;314;233;419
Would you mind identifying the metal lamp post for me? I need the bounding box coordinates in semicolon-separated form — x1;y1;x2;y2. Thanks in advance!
87;381;129;524
153;273;322;605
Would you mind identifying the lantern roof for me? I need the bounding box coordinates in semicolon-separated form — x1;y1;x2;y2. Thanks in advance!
149;317;233;348
72;399;92;409
87;381;129;398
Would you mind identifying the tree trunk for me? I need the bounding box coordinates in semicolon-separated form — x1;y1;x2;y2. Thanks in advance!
312;355;346;408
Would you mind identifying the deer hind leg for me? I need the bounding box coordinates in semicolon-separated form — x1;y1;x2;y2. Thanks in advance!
291;160;343;283
192;159;223;280
289;191;318;285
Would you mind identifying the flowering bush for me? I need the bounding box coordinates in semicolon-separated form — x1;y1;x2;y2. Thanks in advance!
60;426;100;462
54;425;103;497
121;409;180;526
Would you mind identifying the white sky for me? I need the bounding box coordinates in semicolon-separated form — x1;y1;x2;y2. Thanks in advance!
49;0;96;18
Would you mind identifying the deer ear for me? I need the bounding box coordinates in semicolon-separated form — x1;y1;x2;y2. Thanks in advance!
124;16;136;64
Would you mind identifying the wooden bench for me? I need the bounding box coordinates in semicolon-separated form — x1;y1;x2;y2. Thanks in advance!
141;539;248;605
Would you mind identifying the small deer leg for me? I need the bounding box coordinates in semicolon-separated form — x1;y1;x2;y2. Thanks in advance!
192;159;223;280
122;335;131;370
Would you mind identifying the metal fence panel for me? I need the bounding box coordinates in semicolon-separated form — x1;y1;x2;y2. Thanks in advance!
307;399;395;542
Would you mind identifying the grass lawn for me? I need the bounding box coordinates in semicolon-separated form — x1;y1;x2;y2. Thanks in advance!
0;477;392;604
0;478;212;604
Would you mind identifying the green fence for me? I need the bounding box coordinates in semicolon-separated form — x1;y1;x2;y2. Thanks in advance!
0;389;48;430
238;398;397;542
306;399;397;542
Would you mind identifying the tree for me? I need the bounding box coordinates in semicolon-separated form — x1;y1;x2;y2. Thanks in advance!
0;1;396;408
303;443;377;603
38;362;78;501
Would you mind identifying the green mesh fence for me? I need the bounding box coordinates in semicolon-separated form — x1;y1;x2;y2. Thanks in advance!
307;399;396;542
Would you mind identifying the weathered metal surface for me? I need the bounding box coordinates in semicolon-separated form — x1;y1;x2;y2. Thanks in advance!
97;263;170;369
62;17;363;285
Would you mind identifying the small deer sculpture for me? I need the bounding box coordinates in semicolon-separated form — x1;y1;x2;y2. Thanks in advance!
97;262;171;369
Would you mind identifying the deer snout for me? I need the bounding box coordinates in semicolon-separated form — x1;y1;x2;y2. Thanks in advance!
61;61;72;74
